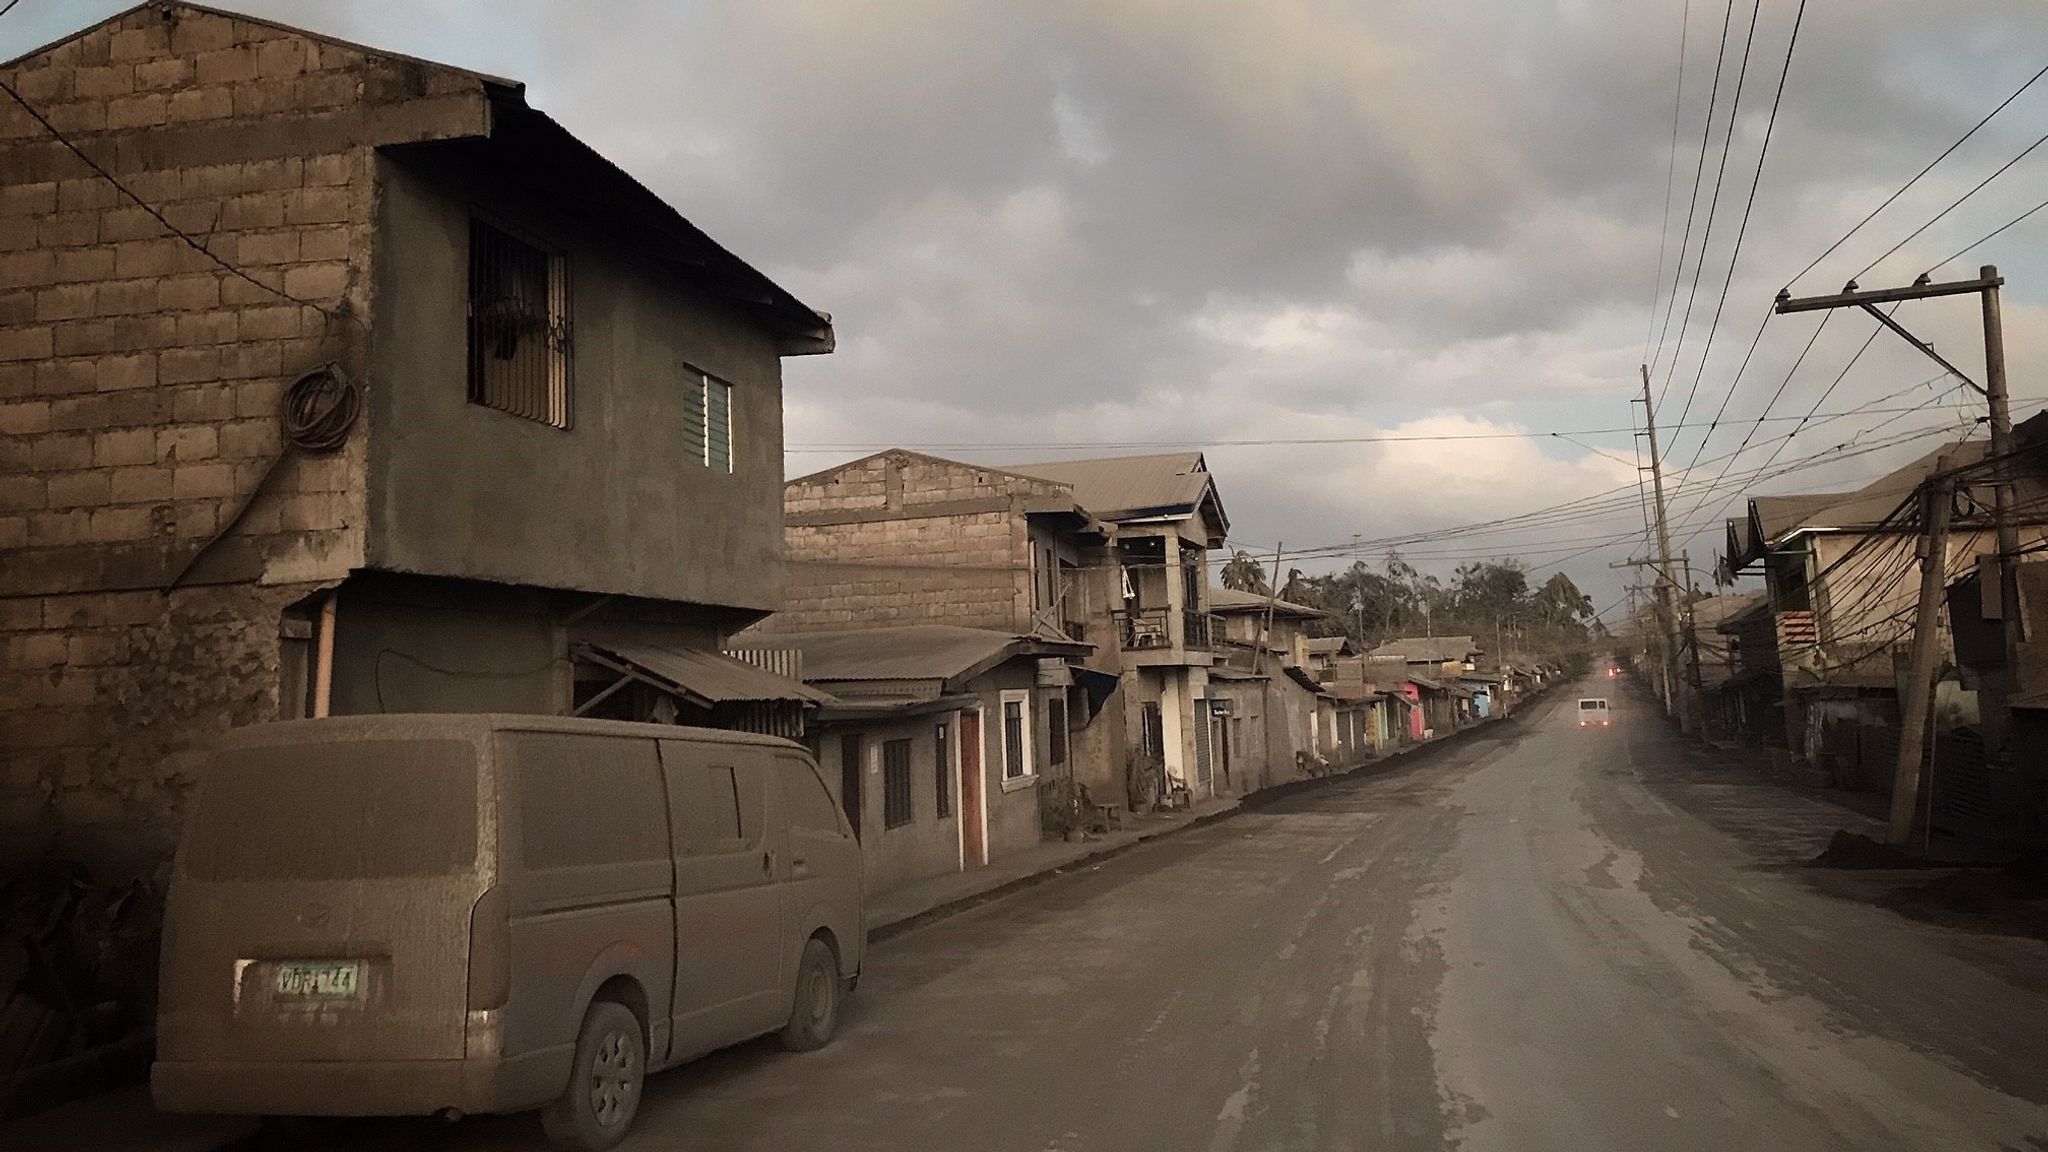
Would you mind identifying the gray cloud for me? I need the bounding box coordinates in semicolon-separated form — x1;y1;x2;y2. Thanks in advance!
9;0;2048;609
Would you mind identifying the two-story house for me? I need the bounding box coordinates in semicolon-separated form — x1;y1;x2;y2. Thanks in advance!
1724;430;2048;780
0;5;831;873
1002;453;1231;806
1200;585;1347;789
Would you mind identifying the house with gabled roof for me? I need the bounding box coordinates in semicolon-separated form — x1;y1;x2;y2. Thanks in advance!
0;3;832;871
1004;452;1233;808
729;624;1091;893
1723;421;2048;772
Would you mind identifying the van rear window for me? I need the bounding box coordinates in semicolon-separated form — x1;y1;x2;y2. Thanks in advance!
184;740;478;881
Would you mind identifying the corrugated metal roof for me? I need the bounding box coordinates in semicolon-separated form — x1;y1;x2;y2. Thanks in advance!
1741;432;2048;560
1282;665;1337;697
728;625;1086;685
1715;592;1774;632
1303;637;1353;655
577;642;835;705
1370;636;1479;661
1802;441;1982;532
10;7;836;353
1207;586;1324;617
1687;591;1766;631
1325;683;1386;702
1751;493;1855;543
1001;453;1227;531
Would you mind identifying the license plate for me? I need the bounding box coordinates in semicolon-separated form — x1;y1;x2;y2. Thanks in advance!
273;961;363;1000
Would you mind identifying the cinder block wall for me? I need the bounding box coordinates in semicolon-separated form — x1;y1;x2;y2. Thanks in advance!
0;7;460;873
773;452;1052;633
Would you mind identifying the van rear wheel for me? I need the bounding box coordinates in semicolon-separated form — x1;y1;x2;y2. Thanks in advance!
778;937;840;1052
543;1000;644;1151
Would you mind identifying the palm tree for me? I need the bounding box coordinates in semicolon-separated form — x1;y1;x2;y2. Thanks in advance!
1220;550;1270;595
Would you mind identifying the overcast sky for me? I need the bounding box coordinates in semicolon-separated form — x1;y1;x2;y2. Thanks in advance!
10;1;2048;616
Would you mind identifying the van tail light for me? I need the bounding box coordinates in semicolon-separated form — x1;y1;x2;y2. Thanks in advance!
467;885;510;1011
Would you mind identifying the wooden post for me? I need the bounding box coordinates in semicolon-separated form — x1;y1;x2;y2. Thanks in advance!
1889;455;1955;846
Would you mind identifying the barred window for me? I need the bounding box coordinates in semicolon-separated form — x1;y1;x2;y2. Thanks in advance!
467;218;570;427
682;367;734;473
934;721;952;817
882;738;913;829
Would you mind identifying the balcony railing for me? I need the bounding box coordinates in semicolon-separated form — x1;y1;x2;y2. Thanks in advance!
1112;608;1217;652
1117;608;1172;650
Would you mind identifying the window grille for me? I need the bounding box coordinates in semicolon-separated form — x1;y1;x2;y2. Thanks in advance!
467;218;570;427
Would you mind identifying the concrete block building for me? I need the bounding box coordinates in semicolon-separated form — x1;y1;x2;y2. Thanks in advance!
0;4;831;873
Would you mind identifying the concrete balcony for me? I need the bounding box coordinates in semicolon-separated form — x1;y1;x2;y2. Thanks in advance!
1112;608;1219;666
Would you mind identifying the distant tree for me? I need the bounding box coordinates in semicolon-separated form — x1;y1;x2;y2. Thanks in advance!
1220;550;1271;595
1531;572;1595;629
1279;567;1310;603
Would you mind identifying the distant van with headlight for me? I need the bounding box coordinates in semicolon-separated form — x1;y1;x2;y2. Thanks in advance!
153;714;864;1151
1577;698;1611;727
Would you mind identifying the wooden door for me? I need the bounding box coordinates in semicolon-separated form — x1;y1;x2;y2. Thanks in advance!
959;709;986;867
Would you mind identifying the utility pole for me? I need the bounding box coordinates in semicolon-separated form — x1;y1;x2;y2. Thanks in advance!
1682;552;1704;700
1776;266;2019;748
1253;541;1283;675
1612;556;1674;710
1635;365;1687;730
1980;270;2021;746
1889;456;1955;846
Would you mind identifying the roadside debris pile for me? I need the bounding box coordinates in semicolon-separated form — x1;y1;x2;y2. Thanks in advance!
1809;830;1944;870
0;864;160;1117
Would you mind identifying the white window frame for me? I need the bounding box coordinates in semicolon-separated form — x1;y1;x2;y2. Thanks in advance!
682;365;735;473
997;689;1035;791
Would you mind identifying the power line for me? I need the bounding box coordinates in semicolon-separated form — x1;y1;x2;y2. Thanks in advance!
1787;59;2048;287
1667;309;1834;529
1656;0;1764;409
1649;0;1741;381
1665;0;1807;449
1282;416;1993;564
1644;0;1695;364
782;406;1979;453
1923;191;2048;274
0;77;351;326
1745;307;1896;478
1852;126;2048;280
1224;397;2040;582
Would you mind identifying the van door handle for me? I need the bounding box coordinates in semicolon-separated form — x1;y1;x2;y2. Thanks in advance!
762;851;775;875
791;849;808;867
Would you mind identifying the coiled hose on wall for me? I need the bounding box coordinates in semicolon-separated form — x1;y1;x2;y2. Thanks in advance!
166;362;362;590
